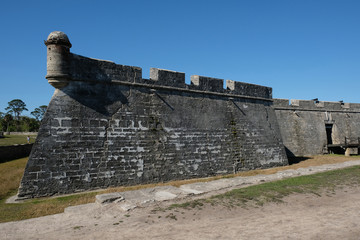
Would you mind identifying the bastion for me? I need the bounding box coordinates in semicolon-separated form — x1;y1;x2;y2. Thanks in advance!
18;31;288;199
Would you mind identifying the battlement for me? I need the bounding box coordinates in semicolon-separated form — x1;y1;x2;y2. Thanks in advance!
273;98;360;111
226;80;272;99
45;31;272;100
190;75;224;92
149;68;185;88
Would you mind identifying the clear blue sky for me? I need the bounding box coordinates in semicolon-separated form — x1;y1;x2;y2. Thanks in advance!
1;0;359;116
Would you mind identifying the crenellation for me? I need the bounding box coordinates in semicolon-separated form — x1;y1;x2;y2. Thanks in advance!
289;99;299;106
349;103;360;109
70;54;143;83
272;99;290;107
292;100;314;108
190;75;224;92
315;101;324;108
341;102;350;109
69;55;277;99
45;33;275;99
226;80;272;99
274;98;359;112
150;68;186;88
323;101;343;110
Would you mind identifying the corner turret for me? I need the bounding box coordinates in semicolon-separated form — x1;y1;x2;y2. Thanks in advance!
45;31;72;88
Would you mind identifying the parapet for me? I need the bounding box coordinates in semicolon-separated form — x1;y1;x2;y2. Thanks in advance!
150;68;186;88
70;54;142;83
273;98;360;112
226;80;272;99
44;31;272;100
272;98;290;107
190;75;224;92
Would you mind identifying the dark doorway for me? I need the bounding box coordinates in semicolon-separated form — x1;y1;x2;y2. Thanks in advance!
325;124;333;144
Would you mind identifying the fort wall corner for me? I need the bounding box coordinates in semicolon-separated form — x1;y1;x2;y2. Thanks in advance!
18;31;289;199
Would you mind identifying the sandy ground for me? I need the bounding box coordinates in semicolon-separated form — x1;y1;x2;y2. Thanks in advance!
1;185;360;240
2;159;360;240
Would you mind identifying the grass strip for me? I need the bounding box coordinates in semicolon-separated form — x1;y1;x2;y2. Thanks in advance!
0;135;36;146
0;158;28;200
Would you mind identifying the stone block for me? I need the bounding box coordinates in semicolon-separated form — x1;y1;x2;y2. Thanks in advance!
191;75;224;92
227;80;272;99
150;68;185;88
96;192;124;204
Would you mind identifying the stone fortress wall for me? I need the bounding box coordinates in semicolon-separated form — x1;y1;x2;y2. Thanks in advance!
273;99;360;156
18;32;288;199
18;31;360;199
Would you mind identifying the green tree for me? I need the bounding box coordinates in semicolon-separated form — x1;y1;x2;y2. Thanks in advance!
21;116;40;132
5;99;28;121
0;112;4;131
31;105;47;121
2;114;13;132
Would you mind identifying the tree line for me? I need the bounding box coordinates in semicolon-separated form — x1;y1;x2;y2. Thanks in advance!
0;99;47;132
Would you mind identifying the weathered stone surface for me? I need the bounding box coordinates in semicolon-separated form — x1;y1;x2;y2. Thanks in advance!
95;193;124;204
150;68;185;88
107;186;190;210
226;80;272;99
18;32;360;199
17;32;288;199
273;99;360;156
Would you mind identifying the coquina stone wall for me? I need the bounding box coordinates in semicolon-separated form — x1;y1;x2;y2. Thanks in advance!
274;99;360;156
18;32;288;199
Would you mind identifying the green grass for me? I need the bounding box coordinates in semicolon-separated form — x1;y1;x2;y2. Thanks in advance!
0;157;28;200
0;192;99;223
167;200;205;210
0;135;36;146
169;165;360;209
0;157;99;223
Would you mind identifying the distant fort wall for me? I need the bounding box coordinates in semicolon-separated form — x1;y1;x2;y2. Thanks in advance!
273;99;360;156
18;32;287;199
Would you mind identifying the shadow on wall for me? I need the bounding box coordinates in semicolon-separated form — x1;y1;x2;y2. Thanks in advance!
62;82;129;117
284;147;311;165
285;147;295;158
287;156;311;165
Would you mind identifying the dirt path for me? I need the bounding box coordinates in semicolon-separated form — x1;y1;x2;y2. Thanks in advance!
2;159;360;240
1;187;360;239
